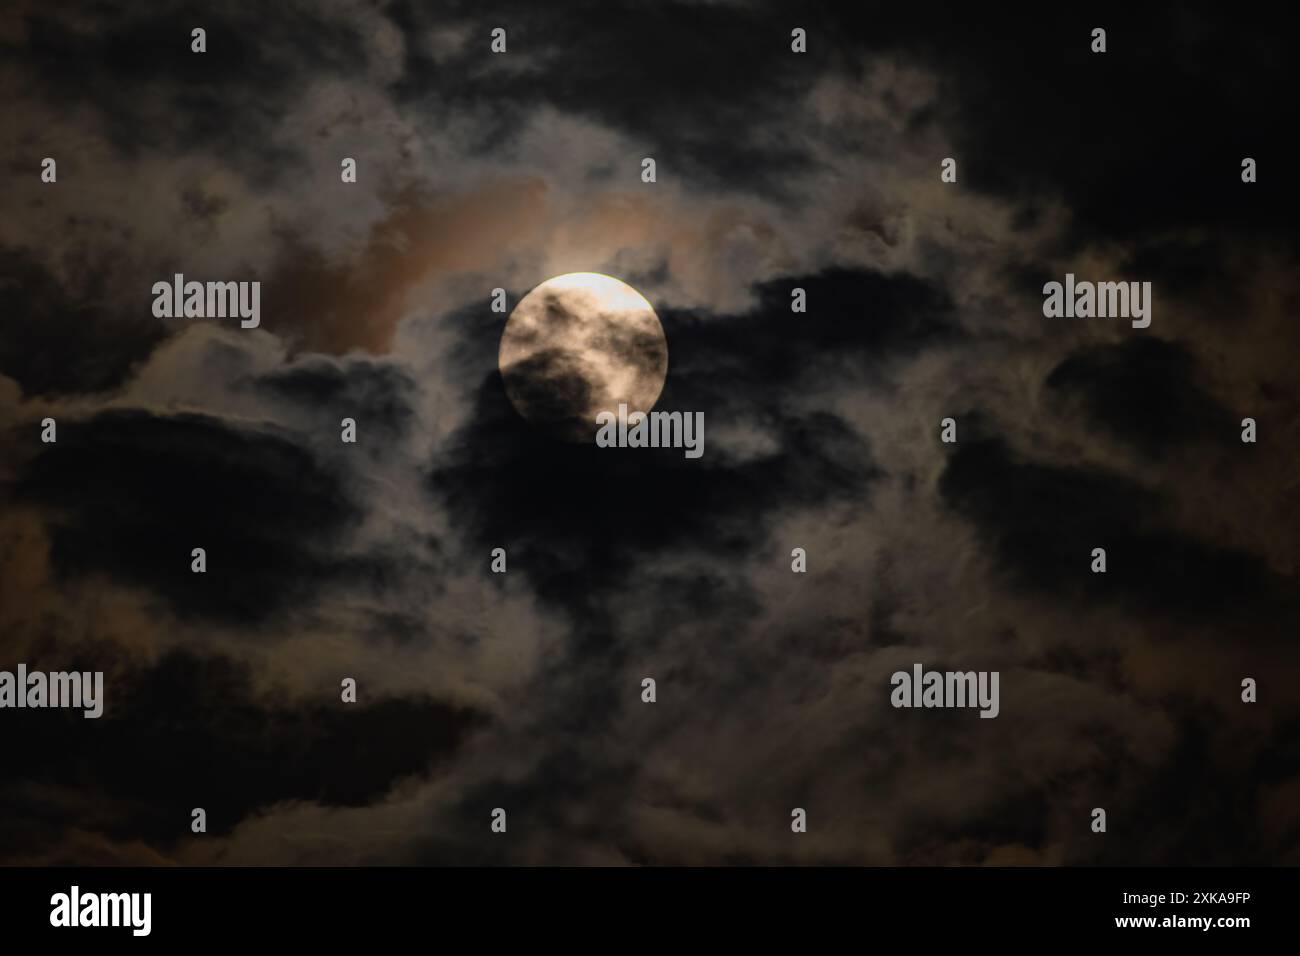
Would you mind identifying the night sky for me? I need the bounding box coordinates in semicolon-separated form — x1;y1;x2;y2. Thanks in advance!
2;1;1298;865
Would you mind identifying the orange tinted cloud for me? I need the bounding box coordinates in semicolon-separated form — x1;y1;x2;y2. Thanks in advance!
265;178;549;355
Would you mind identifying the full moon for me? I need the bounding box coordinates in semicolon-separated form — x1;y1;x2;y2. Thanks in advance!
498;273;669;441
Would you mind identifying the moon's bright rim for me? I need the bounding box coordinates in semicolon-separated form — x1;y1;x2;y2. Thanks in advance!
498;272;669;441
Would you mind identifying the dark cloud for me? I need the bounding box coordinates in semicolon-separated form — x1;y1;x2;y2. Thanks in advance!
669;268;959;392
412;746;642;865
818;3;1300;249
15;408;368;625
9;3;371;180
0;650;484;859
255;356;419;443
0;247;165;397
1046;337;1238;455
940;436;1294;628
433;374;873;610
498;348;599;440
387;0;832;196
896;788;1051;864
1088;713;1285;865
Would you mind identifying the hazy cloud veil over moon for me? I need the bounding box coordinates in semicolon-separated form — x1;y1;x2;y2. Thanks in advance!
498;273;669;441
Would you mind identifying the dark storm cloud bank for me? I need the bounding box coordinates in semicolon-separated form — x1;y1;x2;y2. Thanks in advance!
939;435;1297;631
0;248;166;397
0;650;485;859
14;408;374;625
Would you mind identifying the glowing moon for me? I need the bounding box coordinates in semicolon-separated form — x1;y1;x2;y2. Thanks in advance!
498;273;668;441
